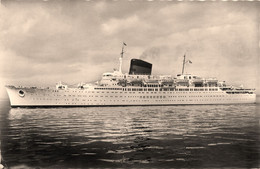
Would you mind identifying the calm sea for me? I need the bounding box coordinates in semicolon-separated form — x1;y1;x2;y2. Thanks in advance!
0;98;259;168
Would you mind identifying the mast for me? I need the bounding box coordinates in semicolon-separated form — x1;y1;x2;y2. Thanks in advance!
182;53;186;75
119;42;126;73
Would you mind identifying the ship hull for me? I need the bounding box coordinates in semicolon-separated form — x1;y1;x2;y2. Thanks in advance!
6;86;256;107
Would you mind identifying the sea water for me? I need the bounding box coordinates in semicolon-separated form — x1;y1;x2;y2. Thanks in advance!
0;98;259;168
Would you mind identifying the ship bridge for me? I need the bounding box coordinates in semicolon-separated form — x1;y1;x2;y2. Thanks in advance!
176;74;197;80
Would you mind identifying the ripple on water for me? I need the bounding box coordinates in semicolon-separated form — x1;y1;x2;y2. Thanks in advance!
0;103;259;168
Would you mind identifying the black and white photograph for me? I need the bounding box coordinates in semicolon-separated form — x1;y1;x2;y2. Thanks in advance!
0;0;259;168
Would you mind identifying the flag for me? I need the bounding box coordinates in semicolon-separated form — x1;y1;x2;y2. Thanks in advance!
123;42;127;46
188;60;192;64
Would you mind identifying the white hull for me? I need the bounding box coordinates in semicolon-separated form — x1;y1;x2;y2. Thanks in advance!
6;86;256;107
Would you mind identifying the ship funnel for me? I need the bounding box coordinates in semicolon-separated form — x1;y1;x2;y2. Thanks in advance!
129;59;152;75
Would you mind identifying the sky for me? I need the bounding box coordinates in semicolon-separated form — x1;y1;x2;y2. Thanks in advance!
0;0;259;98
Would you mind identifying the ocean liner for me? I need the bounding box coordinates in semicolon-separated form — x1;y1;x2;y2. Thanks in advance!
6;44;256;107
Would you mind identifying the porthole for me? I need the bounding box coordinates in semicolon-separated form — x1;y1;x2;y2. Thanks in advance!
18;90;25;97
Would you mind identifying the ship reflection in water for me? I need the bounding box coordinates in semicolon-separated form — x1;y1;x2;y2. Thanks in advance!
0;100;259;168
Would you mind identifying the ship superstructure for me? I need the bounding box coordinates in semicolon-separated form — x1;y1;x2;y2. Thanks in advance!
6;44;256;107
